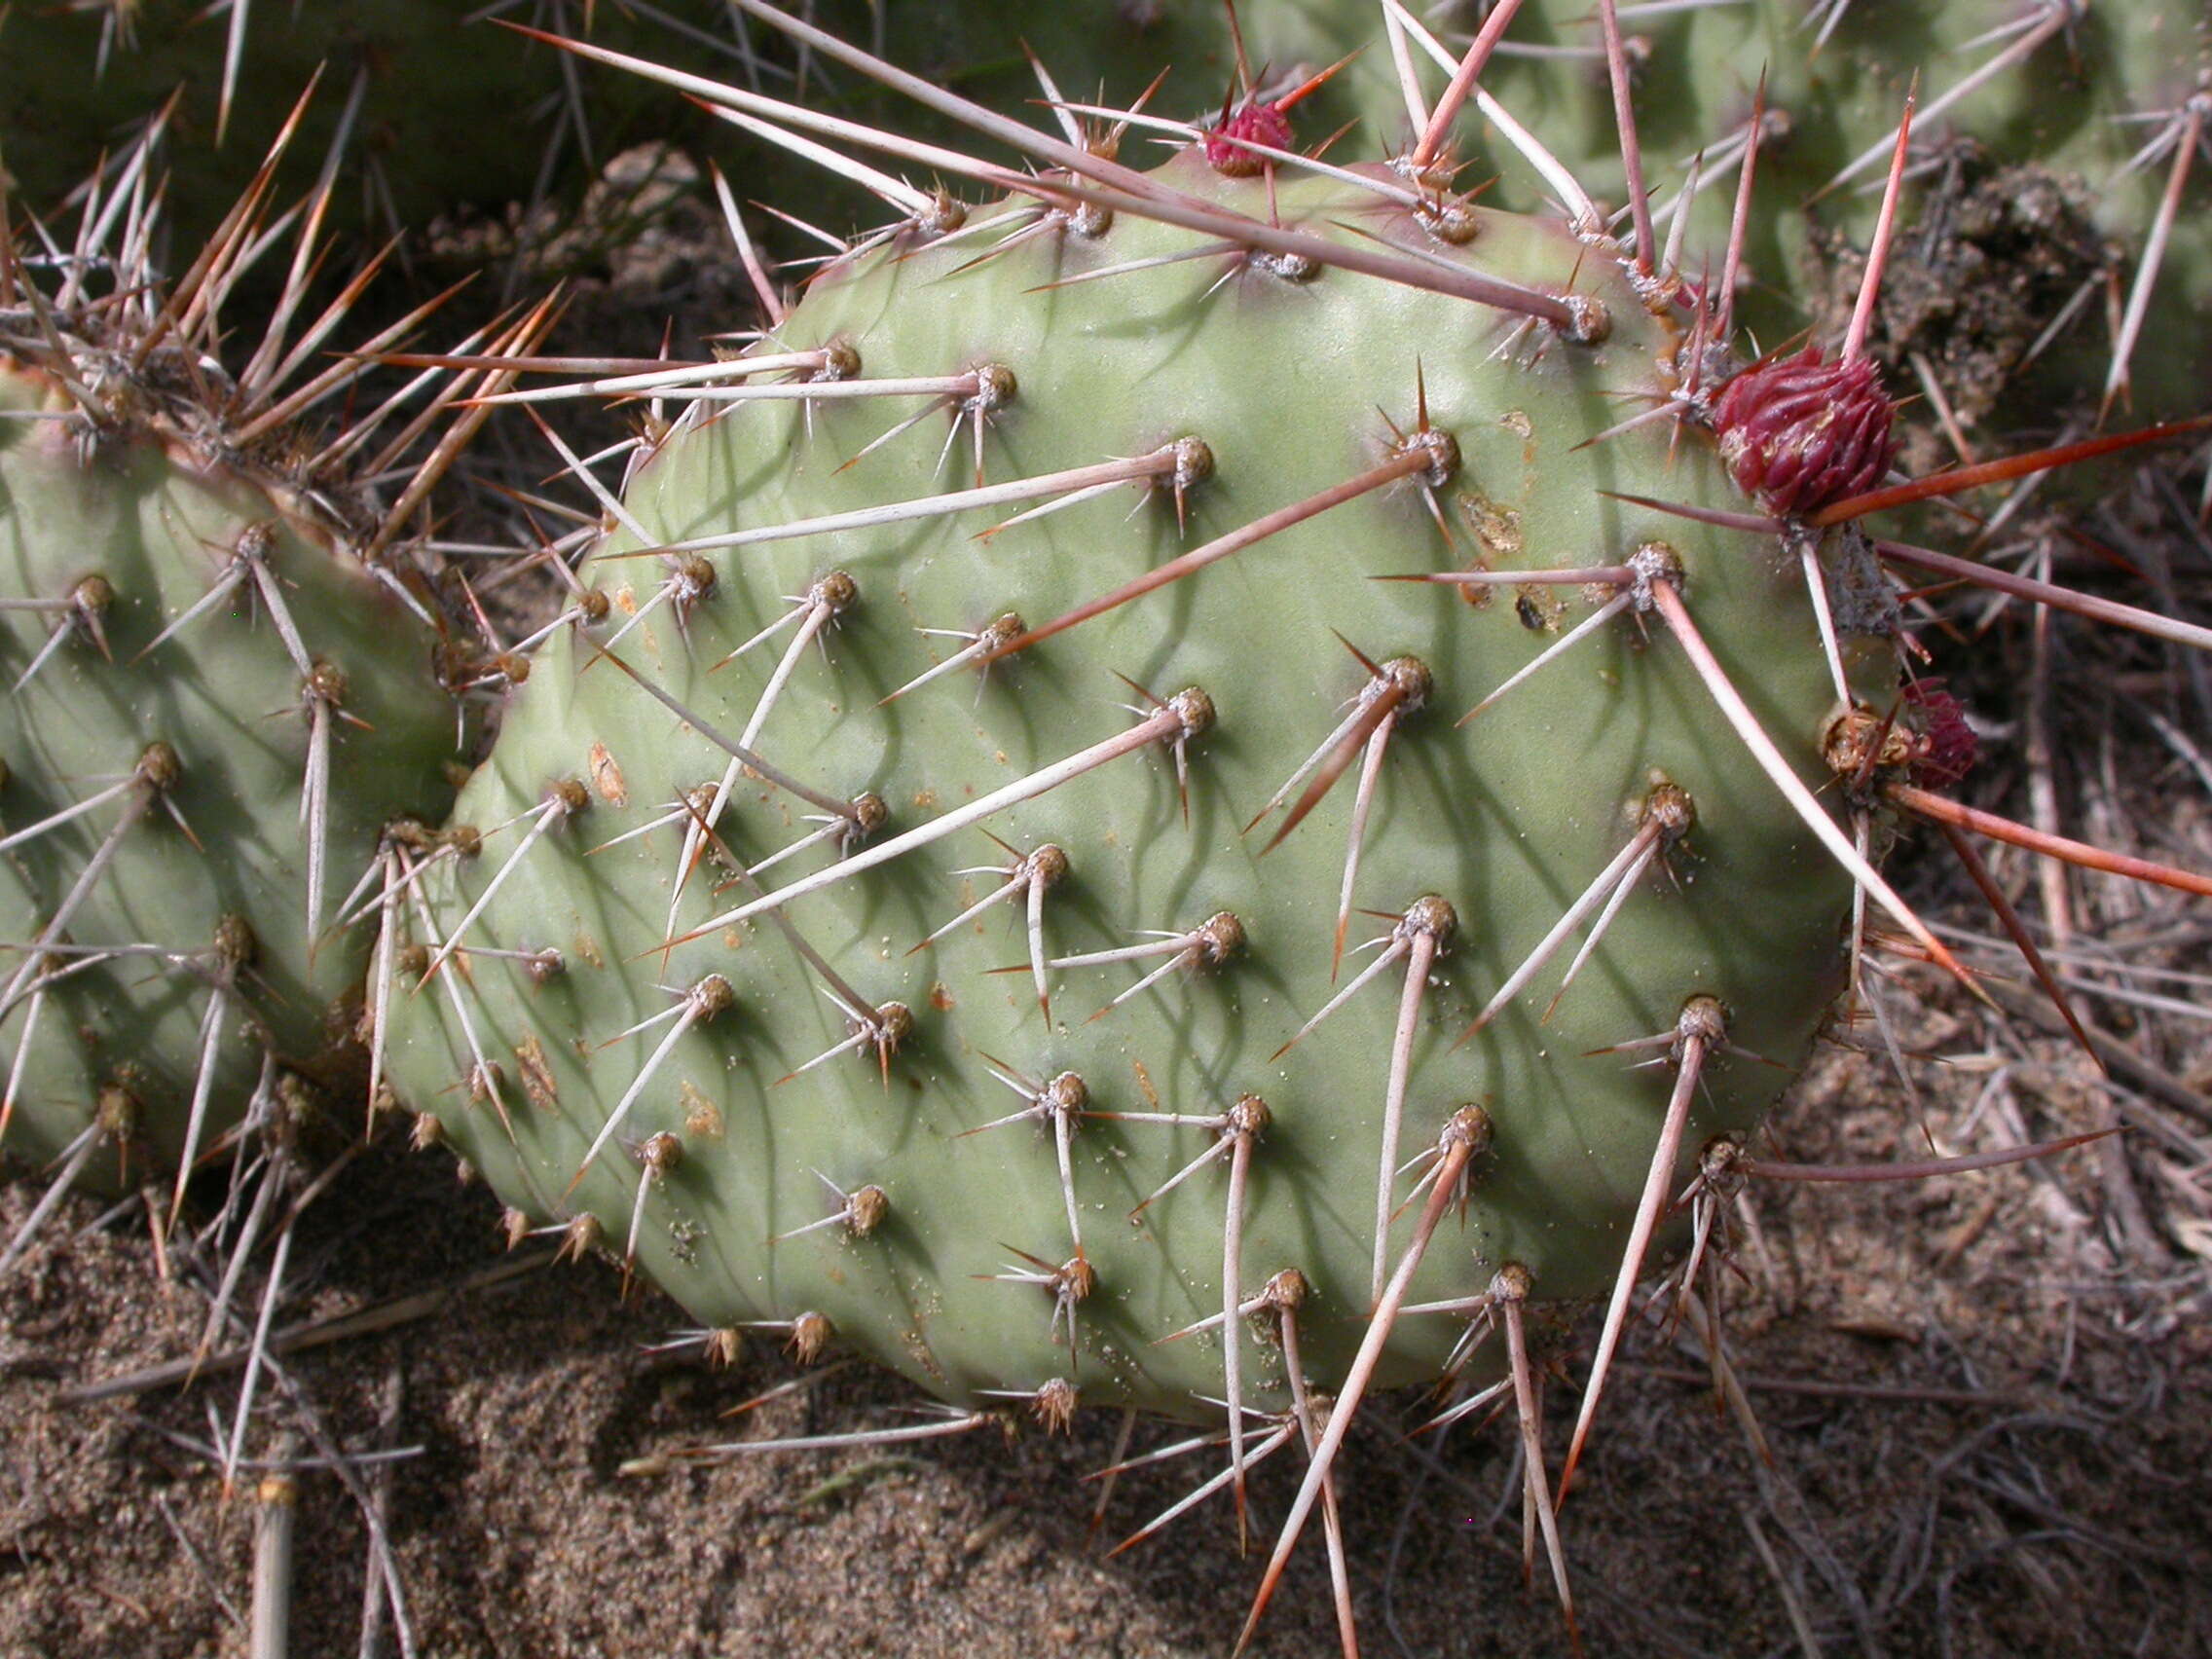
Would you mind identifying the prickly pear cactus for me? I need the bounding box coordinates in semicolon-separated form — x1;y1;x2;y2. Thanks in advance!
1472;0;2212;421
383;135;1904;1429
0;224;464;1200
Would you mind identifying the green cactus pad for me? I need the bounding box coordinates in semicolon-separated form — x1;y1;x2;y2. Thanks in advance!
0;307;461;1196
385;149;1897;1424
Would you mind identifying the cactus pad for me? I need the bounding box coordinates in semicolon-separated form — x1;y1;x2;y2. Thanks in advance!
0;183;466;1203
385;149;1896;1427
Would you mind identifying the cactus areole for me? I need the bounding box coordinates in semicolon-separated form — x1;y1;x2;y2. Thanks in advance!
387;149;1900;1434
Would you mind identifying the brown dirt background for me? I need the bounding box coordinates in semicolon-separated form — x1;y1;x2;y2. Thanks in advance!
6;151;2212;1659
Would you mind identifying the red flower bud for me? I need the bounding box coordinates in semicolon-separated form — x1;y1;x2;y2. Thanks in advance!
1901;681;1978;790
1713;346;1898;518
1203;100;1294;176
